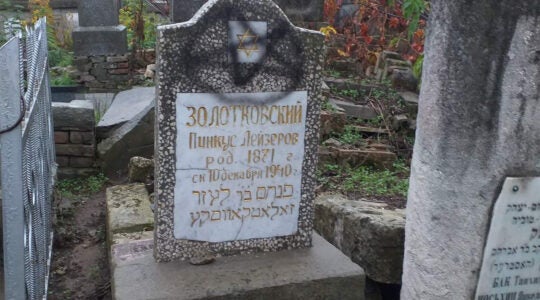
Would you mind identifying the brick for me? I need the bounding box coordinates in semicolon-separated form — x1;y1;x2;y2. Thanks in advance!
70;157;95;168
107;62;130;69
109;68;129;75
79;74;96;82
54;131;69;144
70;131;95;145
56;156;70;167
106;54;129;63
90;56;106;63
117;62;129;68
56;144;95;157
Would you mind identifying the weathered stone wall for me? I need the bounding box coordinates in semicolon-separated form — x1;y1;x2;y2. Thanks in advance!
52;100;97;178
73;50;155;91
74;54;130;91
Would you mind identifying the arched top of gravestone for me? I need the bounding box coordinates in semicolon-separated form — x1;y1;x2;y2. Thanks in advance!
156;0;324;98
160;0;303;33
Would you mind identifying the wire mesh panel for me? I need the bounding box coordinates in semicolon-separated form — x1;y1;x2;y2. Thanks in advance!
0;18;56;300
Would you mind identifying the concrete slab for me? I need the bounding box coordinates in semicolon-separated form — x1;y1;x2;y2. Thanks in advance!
106;184;154;236
111;234;365;300
97;87;154;139
97;104;155;175
52;100;95;131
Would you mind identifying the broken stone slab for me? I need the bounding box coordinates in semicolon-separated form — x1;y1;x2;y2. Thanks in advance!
319;146;397;170
324;78;379;97
112;230;153;246
327;58;362;74
397;91;419;115
96;87;155;139
97;103;154;176
144;64;156;79
329;98;378;120
390;69;418;92
375;51;402;70
52;100;95;131
106;183;154;237
128;156;154;183
111;233;366;300
314;193;405;284
352;125;390;135
391;114;410;131
320;110;346;138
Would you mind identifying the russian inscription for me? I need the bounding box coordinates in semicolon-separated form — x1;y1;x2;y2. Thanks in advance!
476;177;540;300
175;91;307;242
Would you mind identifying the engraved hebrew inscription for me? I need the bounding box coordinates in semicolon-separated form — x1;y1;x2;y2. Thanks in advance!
476;177;540;300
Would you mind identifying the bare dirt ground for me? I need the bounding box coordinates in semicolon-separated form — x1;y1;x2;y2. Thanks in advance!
48;187;111;299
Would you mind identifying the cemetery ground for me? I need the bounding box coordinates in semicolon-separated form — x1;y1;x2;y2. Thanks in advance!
46;72;413;299
48;174;112;299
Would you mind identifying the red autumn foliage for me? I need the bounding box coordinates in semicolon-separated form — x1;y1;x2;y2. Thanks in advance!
323;0;426;71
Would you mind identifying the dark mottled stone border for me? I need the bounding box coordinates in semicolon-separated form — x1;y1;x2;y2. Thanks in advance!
154;0;325;262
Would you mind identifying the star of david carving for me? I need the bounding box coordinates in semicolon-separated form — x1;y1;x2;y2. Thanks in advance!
236;29;260;57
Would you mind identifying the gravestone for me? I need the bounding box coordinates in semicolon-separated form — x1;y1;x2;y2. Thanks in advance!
109;2;365;298
155;0;325;262
476;178;540;299
401;1;540;299
72;0;127;56
170;0;324;23
273;0;324;22
108;0;365;300
170;0;208;23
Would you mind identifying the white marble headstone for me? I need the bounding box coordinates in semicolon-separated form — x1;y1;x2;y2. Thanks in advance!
174;91;307;242
475;177;540;299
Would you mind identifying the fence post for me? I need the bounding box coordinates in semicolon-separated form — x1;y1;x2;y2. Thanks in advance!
0;37;25;300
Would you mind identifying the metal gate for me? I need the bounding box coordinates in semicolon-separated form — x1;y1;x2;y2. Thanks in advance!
0;18;56;300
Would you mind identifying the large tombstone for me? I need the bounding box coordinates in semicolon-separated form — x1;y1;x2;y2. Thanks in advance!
170;0;324;23
273;0;324;22
401;1;540;299
169;0;208;23
72;0;127;56
154;0;324;261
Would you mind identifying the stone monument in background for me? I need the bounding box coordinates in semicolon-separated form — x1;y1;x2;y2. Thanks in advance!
169;0;208;23
169;0;324;23
401;1;540;299
72;0;127;56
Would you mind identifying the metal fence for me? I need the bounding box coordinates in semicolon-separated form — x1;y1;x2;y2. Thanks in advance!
0;18;56;300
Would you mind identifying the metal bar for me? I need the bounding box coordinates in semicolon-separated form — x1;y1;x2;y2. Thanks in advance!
0;37;26;300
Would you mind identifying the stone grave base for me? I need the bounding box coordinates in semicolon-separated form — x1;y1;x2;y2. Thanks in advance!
110;233;365;300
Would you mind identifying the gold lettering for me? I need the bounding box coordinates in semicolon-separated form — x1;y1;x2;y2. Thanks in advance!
186;106;196;126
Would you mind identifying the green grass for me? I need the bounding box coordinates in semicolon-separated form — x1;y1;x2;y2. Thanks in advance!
343;166;409;197
56;173;108;198
51;73;75;86
336;125;363;145
338;89;360;99
327;70;342;78
318;161;409;197
321;99;337;112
